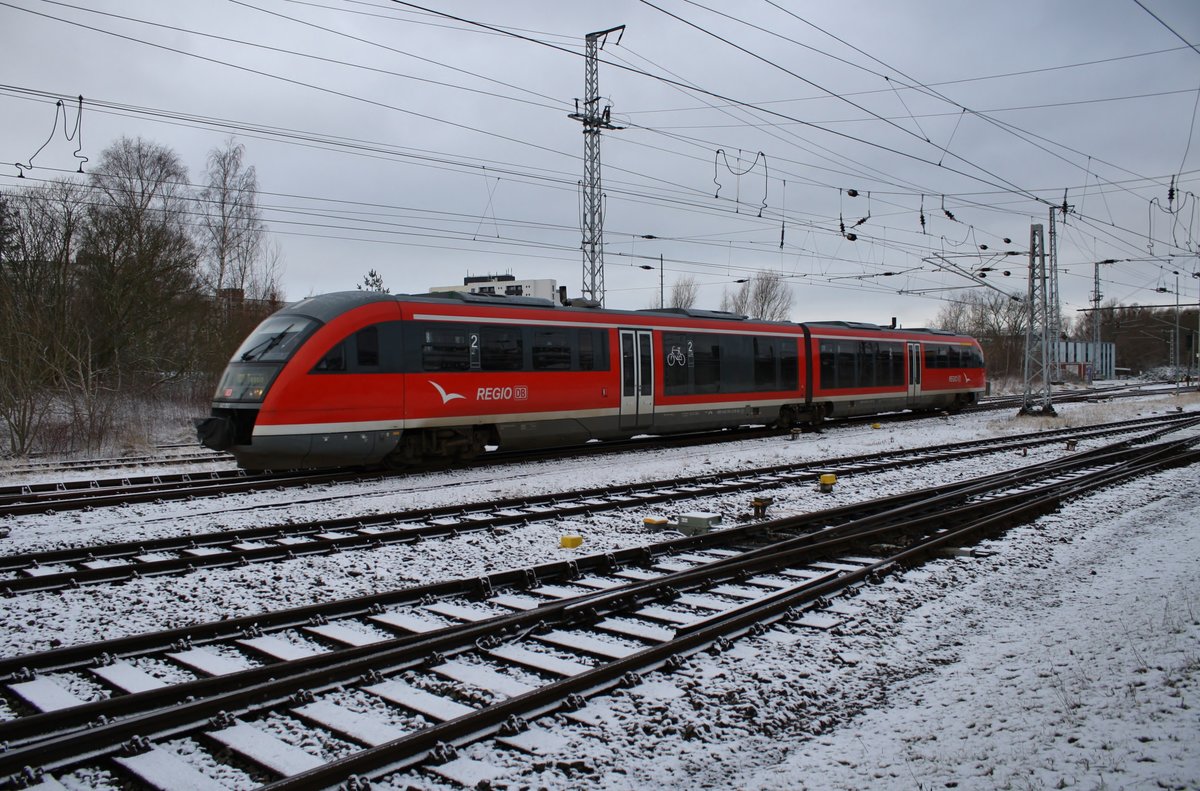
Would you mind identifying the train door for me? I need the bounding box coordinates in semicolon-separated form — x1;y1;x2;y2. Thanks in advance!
907;341;922;404
619;329;655;430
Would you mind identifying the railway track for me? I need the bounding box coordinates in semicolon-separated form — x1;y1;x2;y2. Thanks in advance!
2;411;1197;595
976;381;1190;410
2;448;231;477
0;429;1195;789
1;383;1184;518
0;427;783;518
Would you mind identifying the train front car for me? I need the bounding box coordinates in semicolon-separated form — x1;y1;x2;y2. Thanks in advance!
196;291;404;471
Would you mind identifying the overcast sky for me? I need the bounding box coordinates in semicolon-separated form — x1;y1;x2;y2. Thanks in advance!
2;0;1198;327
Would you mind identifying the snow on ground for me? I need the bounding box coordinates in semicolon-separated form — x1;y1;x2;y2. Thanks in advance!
735;478;1200;791
1;391;1199;789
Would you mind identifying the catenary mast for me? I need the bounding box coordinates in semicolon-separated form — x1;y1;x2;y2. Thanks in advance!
569;25;624;306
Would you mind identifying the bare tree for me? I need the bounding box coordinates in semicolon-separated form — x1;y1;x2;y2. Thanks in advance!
0;192;16;263
720;270;793;321
193;142;284;395
254;237;286;303
199;139;270;299
669;275;699;309
0;181;88;455
929;289;1027;381
75;136;203;386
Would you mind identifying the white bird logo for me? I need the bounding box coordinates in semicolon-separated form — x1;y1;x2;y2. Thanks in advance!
429;380;465;404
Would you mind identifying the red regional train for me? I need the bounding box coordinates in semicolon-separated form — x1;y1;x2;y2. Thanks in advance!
196;290;986;470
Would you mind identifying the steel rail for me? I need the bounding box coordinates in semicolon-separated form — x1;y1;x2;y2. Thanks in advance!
266;441;1200;789
2;412;1196;595
0;436;1195;782
0;433;1137;679
4;381;1185;516
0;414;1195;682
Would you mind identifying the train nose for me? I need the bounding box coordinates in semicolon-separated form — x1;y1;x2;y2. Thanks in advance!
194;416;235;451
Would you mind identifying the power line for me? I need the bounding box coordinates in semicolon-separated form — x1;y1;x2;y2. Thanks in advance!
1;1;579;163
388;0;1060;208
1132;0;1200;57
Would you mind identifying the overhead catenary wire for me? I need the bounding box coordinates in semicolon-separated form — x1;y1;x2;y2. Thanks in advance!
3;1;1196;312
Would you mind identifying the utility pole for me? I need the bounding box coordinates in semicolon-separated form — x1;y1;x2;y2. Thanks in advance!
637;254;665;307
1020;223;1056;415
658;253;664;307
1194;271;1200;381
1173;269;1180;391
569;25;624;306
1091;259;1116;379
1048;206;1061;383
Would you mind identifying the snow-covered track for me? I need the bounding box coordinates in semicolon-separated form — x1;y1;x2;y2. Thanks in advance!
0;428;782;518
2;412;1196;596
0;432;1196;789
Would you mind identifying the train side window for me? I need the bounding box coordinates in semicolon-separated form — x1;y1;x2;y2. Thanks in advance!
753;336;777;390
878;342;904;386
780;340;798;390
421;326;471;371
356;326;379;368
579;330;596;371
663;332;691;394
926;344;950;369
638;332;653;396
859;341;878;387
481;326;523;371
621;334;636;396
313;341;346;372
693;335;721;393
836;340;857;387
533;330;571;370
819;341;837;388
375;321;404;373
578;329;610;371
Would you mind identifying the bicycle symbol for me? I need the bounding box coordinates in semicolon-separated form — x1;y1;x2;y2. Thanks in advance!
666;346;686;366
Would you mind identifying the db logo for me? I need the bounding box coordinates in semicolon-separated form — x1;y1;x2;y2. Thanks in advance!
476;385;530;401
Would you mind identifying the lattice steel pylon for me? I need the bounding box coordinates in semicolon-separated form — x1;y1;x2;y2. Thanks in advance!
1047;207;1061;381
568;25;624;306
1020;223;1057;415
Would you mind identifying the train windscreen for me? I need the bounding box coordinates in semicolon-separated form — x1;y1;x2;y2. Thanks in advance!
232;316;319;363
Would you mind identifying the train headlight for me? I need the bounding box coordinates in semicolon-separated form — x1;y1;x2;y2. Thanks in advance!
249;387;264;399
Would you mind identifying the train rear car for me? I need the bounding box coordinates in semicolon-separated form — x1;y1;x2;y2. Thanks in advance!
802;321;985;419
